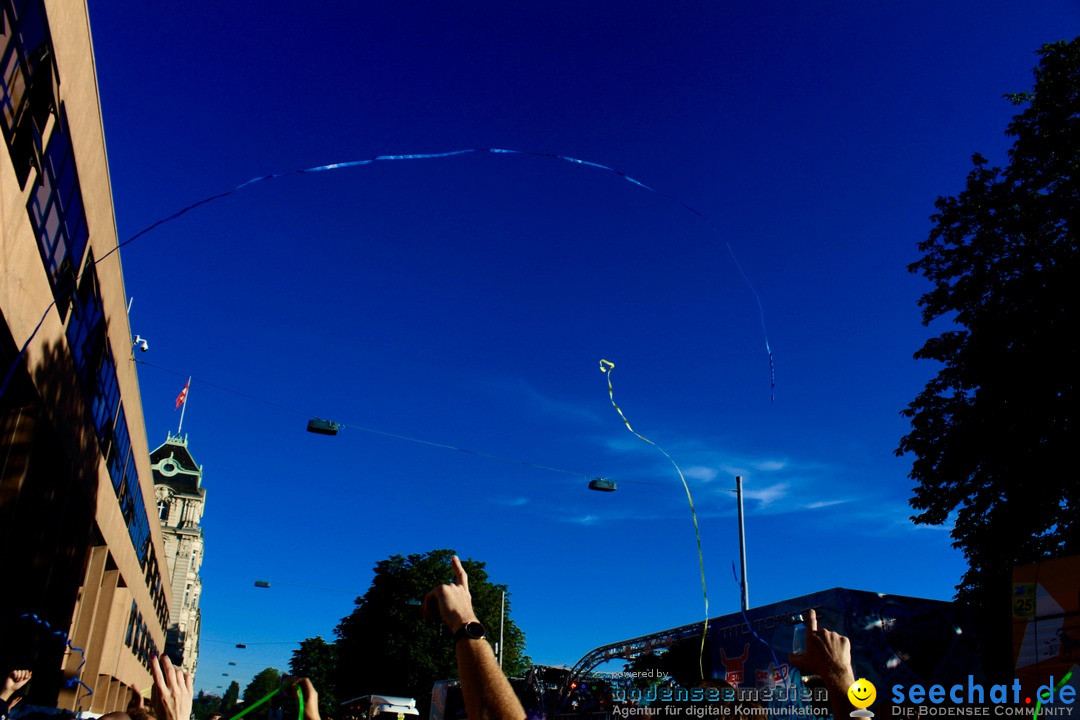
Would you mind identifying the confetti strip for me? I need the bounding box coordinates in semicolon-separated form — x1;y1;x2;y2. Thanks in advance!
598;359;710;679
2;148;774;403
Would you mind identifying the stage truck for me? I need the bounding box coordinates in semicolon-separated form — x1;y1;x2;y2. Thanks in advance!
430;587;986;720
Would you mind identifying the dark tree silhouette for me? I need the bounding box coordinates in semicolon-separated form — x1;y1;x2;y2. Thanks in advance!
898;38;1080;679
334;549;529;716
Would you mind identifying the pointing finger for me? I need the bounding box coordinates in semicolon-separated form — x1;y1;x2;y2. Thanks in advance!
150;656;165;694
161;654;176;688
452;555;469;592
805;608;818;633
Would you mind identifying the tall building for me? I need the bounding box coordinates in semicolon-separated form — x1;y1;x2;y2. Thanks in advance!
151;432;205;677
0;0;170;712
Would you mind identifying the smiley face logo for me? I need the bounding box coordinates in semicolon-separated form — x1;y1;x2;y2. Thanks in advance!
848;678;877;709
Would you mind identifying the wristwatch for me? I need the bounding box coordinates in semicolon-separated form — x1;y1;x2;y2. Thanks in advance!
453;621;487;643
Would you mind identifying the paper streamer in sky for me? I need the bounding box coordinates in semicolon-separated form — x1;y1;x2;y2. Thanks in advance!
1;148;775;403
598;358;710;680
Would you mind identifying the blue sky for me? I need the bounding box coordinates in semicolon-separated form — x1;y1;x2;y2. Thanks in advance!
84;0;1078;696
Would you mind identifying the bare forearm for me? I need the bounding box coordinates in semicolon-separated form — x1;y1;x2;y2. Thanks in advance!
824;671;855;720
455;639;525;720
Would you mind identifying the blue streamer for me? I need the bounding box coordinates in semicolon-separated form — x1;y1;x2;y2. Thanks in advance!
18;613;93;708
1;147;774;403
728;564;805;712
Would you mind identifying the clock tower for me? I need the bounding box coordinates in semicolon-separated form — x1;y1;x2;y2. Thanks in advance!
151;432;206;678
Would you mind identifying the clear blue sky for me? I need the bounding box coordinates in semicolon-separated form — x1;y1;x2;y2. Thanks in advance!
85;0;1078;697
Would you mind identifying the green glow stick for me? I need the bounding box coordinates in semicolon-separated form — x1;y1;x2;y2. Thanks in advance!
1033;670;1072;720
225;686;281;720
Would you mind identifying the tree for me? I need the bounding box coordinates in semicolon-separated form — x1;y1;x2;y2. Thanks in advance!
221;681;240;713
334;549;530;716
244;667;283;706
897;38;1080;678
193;690;224;720
290;637;338;717
625;638;704;689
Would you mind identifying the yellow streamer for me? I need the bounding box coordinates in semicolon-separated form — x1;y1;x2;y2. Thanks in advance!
599;359;710;679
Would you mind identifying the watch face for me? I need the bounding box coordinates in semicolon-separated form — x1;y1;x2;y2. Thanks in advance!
464;621;486;639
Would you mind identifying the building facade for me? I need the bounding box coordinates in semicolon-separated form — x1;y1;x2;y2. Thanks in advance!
0;0;169;712
151;432;205;678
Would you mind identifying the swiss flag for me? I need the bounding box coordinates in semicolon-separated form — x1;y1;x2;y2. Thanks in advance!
175;379;190;410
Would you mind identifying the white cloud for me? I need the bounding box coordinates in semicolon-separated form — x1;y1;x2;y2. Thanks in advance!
742;482;790;506
803;499;850;510
754;460;787;472
684;465;718;482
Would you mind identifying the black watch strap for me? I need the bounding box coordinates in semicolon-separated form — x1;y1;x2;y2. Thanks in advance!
453;621;486;642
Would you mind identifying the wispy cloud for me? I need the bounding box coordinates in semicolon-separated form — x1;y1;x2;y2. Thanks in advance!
684;465;718;482
491;496;530;507
803;499;850;510
486;377;603;424
741;482;790;507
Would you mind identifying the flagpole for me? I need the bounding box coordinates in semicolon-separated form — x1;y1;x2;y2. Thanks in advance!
178;377;191;435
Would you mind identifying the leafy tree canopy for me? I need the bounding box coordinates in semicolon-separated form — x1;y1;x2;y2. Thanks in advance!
243;667;283;705
289;636;338;717
221;681;240;713
193;690;224;720
898;38;1079;675
334;549;530;714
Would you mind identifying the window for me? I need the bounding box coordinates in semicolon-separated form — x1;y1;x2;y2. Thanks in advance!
0;0;57;188
0;10;27;132
102;406;152;563
107;405;131;493
157;500;169;522
65;259;105;389
27;106;88;319
88;344;120;454
125;601;137;647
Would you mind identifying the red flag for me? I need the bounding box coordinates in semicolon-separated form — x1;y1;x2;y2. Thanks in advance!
175;379;190;410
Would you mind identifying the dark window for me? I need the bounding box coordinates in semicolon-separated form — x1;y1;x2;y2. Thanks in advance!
88;343;120;455
125;601;137;647
0;0;56;187
65;258;105;388
107;404;131;492
0;10;28;135
27;107;88;319
104;409;152;562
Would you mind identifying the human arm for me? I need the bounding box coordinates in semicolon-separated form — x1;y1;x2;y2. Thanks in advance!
151;655;194;720
1;670;31;703
788;609;855;719
423;556;525;720
293;678;321;720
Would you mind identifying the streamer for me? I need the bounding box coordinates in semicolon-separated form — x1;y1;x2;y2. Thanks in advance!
2;148;773;402
18;613;93;707
598;359;709;679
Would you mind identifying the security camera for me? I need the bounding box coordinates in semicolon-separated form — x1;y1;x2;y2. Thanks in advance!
133;335;149;352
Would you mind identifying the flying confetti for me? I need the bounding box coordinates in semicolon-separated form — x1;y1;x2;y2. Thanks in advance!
598;358;710;679
2;148;774;403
